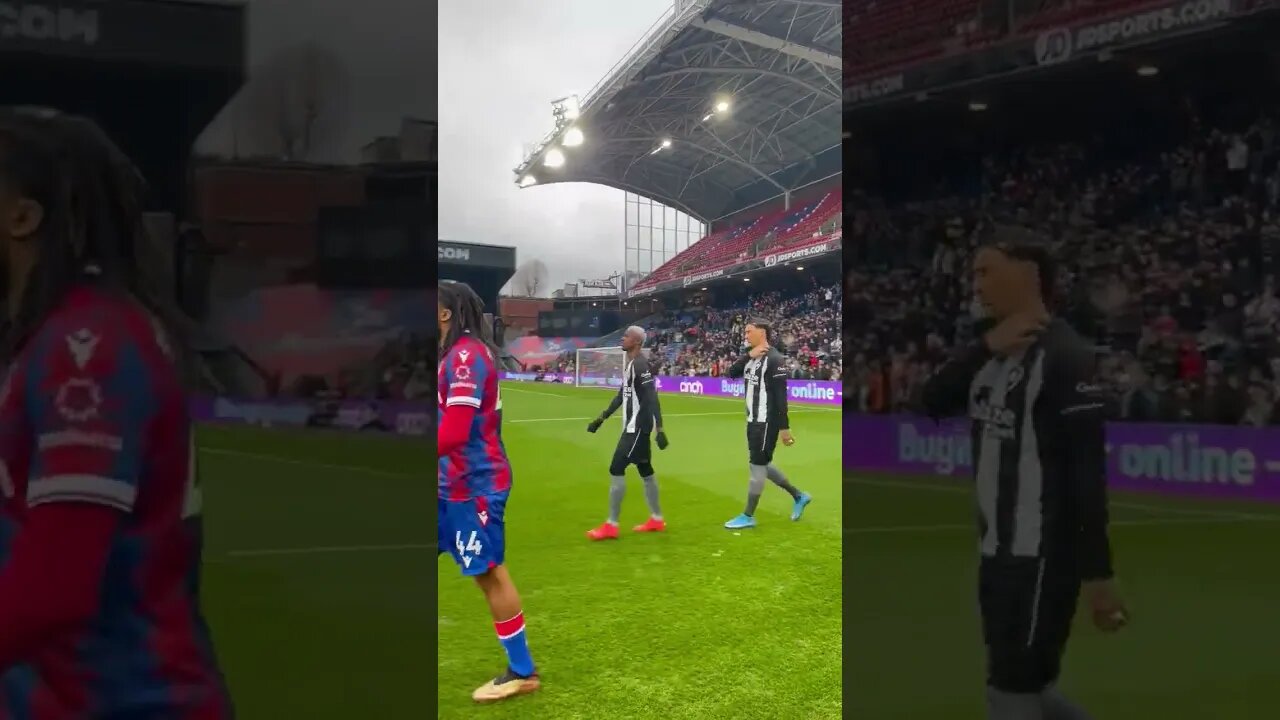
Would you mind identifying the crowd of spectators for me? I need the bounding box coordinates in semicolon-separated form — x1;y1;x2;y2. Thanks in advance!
847;108;1280;426
648;284;842;381
543;283;842;381
279;331;436;401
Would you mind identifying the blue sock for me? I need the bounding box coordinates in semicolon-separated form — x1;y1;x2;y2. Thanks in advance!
494;612;535;676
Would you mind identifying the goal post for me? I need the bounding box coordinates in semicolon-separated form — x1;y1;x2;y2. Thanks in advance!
575;347;628;389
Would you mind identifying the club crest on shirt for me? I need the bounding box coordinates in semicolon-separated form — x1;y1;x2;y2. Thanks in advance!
55;377;103;423
65;328;100;370
454;364;473;381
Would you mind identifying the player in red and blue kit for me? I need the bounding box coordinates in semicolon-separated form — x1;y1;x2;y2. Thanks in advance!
437;280;540;704
0;109;231;718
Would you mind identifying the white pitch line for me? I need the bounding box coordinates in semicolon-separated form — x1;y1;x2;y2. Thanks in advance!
498;385;571;398
198;448;411;478
226;543;429;558
501;382;842;411
844;476;1278;521
508;408;825;424
200;404;829;473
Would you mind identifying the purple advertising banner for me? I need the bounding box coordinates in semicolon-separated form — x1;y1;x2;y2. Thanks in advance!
191;373;841;438
845;414;1280;503
500;372;842;406
192;397;433;436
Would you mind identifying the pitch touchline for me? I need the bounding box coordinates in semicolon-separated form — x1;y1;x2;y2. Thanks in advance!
845;476;1276;521
501;383;841;411
507;409;825;423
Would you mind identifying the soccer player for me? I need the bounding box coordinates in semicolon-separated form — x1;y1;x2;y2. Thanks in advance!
437;280;539;703
920;239;1128;720
585;325;668;540
0;109;231;716
723;318;811;529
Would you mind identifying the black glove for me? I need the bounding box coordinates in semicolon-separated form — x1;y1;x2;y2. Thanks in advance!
655;431;669;450
587;417;604;433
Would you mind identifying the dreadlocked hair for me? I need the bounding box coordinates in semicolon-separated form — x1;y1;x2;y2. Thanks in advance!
438;280;499;358
0;108;195;379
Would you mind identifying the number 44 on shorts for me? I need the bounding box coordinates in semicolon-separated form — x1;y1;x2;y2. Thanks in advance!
455;530;483;568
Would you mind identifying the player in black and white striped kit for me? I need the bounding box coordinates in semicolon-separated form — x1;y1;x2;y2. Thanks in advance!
723;318;811;529
585;326;669;540
921;240;1128;720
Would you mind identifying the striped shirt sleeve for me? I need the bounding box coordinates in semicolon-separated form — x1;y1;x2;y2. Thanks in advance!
25;323;155;512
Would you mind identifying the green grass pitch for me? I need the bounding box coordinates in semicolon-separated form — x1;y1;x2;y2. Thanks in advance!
843;471;1280;718
435;382;843;719
197;424;433;719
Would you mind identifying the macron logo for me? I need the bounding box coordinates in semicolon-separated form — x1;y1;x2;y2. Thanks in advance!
65;328;99;369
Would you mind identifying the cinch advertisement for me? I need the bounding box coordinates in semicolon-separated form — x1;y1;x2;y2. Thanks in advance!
845;414;1280;503
503;372;842;406
192;375;840;437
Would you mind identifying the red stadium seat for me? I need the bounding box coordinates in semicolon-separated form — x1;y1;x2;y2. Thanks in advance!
631;189;842;291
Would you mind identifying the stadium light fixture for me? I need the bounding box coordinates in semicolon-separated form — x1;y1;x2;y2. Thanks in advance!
700;287;707;291
553;95;581;122
544;148;566;168
715;100;730;113
1137;65;1159;77
519;175;537;187
661;138;672;148
969;101;989;112
563;127;584;147
702;113;714;122
743;278;750;282
796;265;804;270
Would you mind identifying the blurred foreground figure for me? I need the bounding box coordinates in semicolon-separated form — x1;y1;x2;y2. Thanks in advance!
0;108;232;718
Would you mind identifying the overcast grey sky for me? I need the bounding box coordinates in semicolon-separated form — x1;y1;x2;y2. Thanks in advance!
199;0;439;161
438;0;677;293
196;0;674;293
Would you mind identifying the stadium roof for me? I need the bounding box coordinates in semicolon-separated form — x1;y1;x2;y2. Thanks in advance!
515;0;842;222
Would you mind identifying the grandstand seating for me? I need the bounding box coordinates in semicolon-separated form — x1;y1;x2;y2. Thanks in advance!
844;0;1175;77
844;0;984;76
1015;0;1161;33
632;190;841;290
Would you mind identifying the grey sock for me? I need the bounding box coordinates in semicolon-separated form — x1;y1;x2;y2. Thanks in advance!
641;475;662;519
986;688;1044;720
1042;688;1092;720
608;475;625;524
766;464;801;500
745;464;767;516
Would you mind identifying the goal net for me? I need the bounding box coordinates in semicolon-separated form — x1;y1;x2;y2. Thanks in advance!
575;348;627;389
